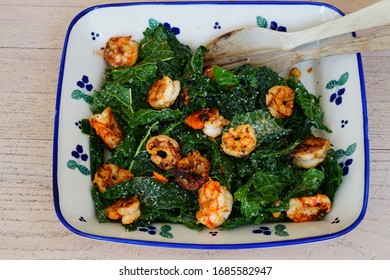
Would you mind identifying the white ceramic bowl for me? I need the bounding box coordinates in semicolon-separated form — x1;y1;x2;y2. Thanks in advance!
54;1;369;249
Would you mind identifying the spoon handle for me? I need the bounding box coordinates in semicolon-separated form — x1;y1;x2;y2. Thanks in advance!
239;25;390;73
296;25;390;61
286;0;390;49
295;26;390;61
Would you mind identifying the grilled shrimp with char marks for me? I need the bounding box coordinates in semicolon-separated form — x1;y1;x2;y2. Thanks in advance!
89;107;124;149
174;150;211;191
147;76;181;109
184;108;229;138
92;163;134;193
287;194;331;222
196;178;233;229
106;196;141;225
266;85;295;119
146;135;181;170
221;124;257;158
103;36;139;68
290;137;331;169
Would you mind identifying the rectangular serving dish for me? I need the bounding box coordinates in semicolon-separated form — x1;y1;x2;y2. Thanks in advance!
53;1;369;249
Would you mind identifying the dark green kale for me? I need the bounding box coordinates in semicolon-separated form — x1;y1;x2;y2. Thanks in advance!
286;75;331;133
318;149;343;202
210;140;238;192
139;23;191;79
86;21;342;232
234;64;282;109
185;46;208;75
101;177;201;229
91;185;109;223
80;119;105;179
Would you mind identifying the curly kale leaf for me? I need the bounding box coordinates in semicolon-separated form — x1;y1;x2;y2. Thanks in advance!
139;23;191;78
105;64;157;90
234;181;262;219
286;76;331;132
90;82;134;120
234;64;282;109
185;46;208;75
210;140;237;192
138;24;175;65
319;149;343;202
106;127;140;168
285;167;325;199
129;149;157;176
91;185;109;223
178;74;218;115
234;168;293;220
213;66;240;87
130;108;182;127
80;119;105;179
178;130;212;155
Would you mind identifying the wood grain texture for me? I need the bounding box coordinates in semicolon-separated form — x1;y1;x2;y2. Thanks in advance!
0;0;389;260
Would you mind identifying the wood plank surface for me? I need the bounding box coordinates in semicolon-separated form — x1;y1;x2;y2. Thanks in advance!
0;0;389;260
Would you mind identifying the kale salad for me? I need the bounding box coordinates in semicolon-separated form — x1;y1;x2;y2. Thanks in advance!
83;22;343;231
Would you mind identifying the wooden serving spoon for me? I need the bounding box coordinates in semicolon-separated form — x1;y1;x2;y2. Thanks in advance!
207;25;390;72
204;0;390;69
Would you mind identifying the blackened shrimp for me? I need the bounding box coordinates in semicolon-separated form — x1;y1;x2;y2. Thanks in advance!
221;124;257;158
146;135;181;170
184;108;229;138
287;194;331;222
147;76;181;109
290;137;331;168
92;163;134;193
266;85;295;119
174;151;211;191
89;107;124;149
103;36;139;68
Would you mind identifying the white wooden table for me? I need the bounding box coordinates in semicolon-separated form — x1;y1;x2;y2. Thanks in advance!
0;0;389;259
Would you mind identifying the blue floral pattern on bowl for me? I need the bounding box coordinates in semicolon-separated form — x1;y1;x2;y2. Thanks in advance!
71;75;93;104
90;32;100;41
213;22;222;30
138;224;174;238
328;72;349;106
256;16;287;31
253;224;289;237
336;143;357;176
67;144;90;176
